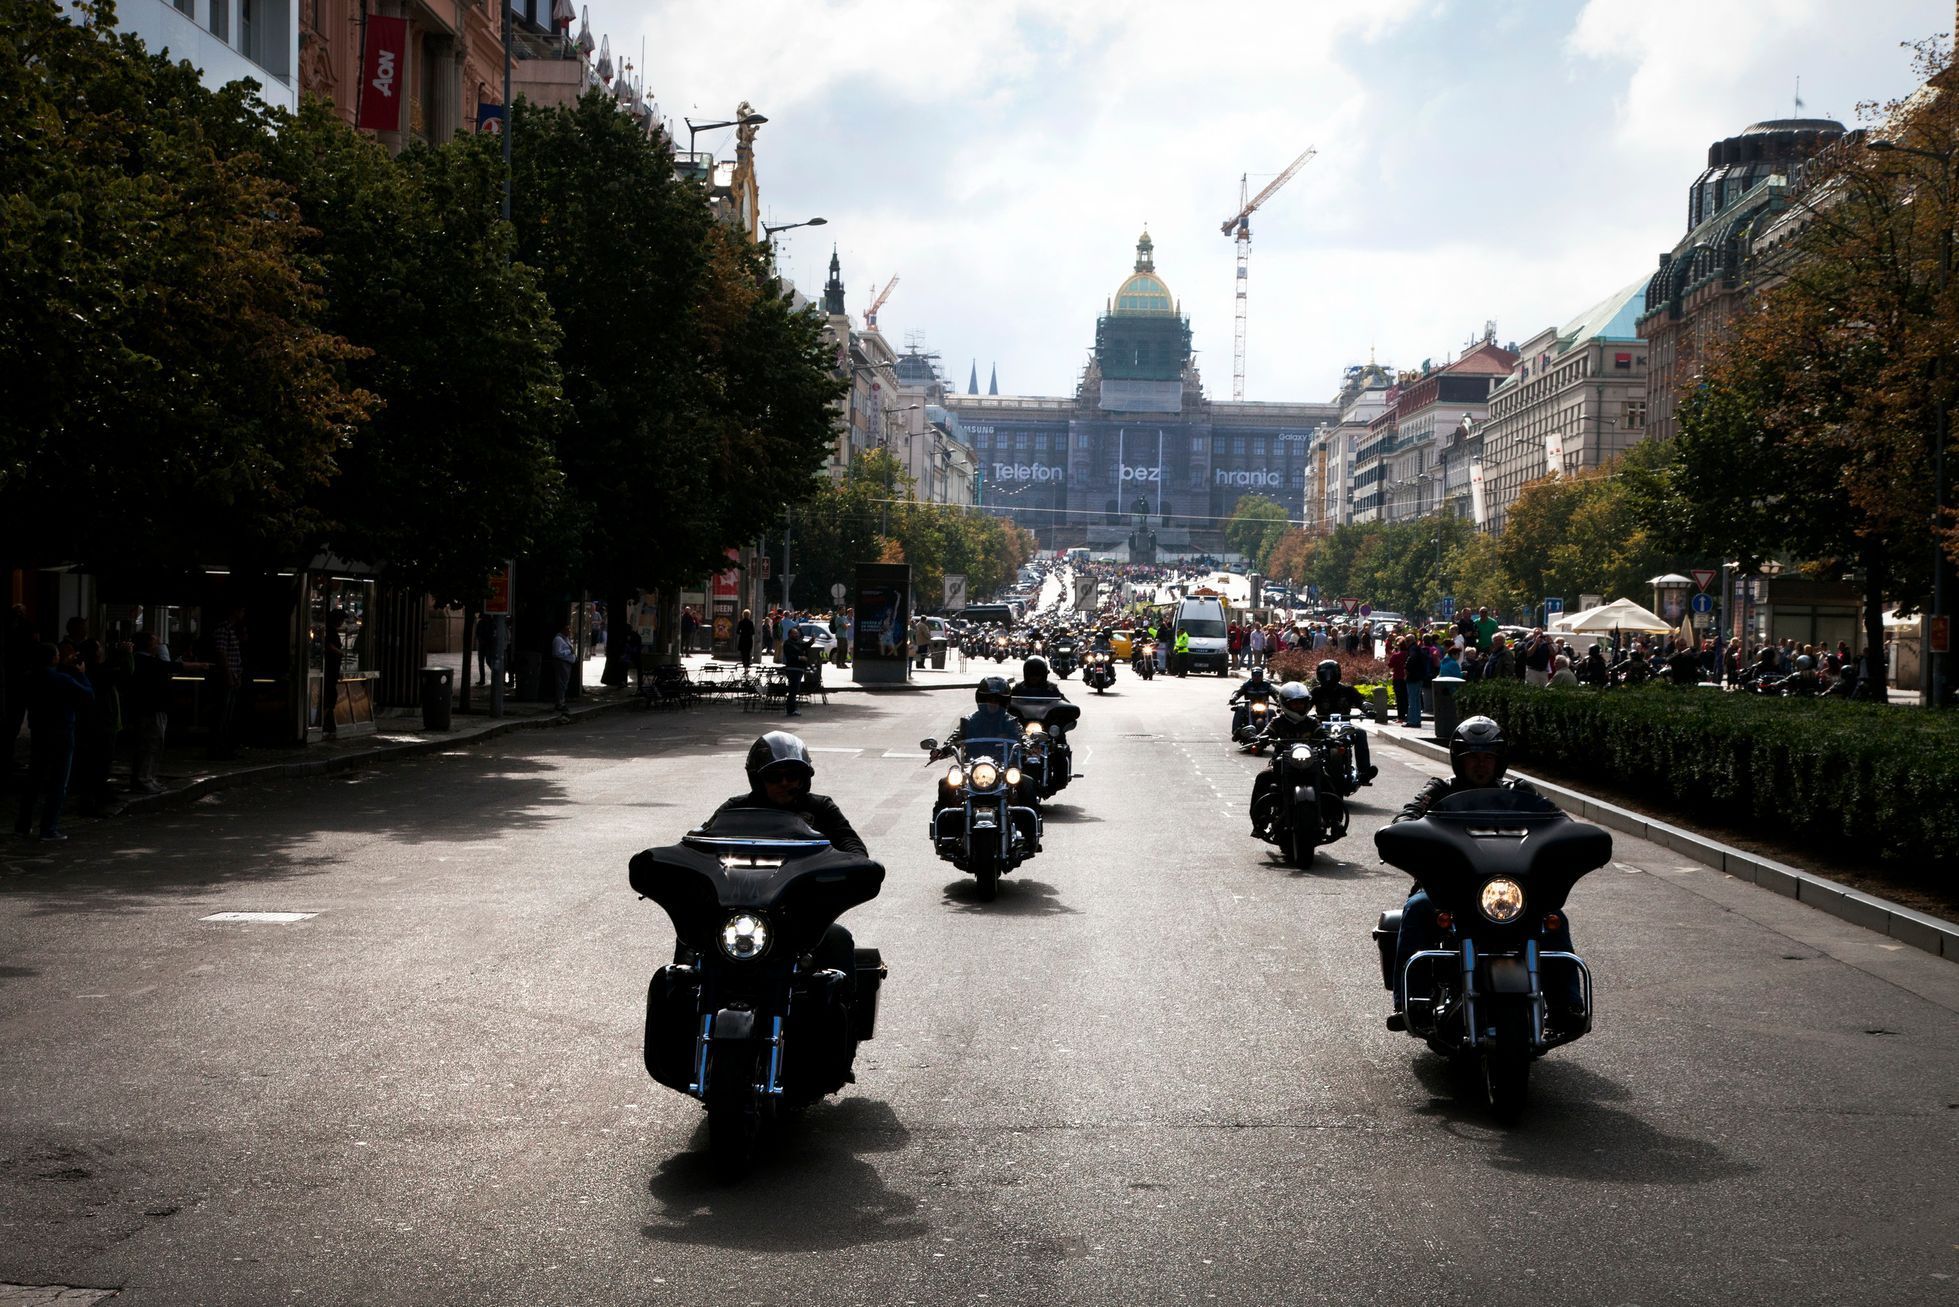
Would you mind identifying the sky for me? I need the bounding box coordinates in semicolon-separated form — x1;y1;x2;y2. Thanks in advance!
620;0;1952;403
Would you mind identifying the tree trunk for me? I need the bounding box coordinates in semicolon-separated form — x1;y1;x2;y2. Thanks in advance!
601;586;632;686
1862;540;1888;699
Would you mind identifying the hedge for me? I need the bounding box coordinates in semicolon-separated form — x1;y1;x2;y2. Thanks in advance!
1456;681;1959;871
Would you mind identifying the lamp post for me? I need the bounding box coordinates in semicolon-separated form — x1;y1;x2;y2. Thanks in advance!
1868;137;1953;707
762;216;826;266
685;110;768;161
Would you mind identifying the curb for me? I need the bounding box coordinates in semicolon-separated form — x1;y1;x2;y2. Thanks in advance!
1379;728;1959;964
117;693;644;815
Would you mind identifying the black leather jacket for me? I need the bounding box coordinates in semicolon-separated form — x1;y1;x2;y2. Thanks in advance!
706;790;867;856
1394;775;1539;825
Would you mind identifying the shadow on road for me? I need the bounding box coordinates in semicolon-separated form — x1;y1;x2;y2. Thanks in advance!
939;877;1078;916
1407;1054;1756;1185
1038;804;1102;824
641;1097;926;1251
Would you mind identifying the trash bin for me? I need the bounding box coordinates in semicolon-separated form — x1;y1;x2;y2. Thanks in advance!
930;638;947;670
1369;686;1392;725
420;667;454;732
516;651;543;702
1429;676;1467;743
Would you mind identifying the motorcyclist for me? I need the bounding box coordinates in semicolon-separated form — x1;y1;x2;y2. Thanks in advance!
1307;660;1377;783
1246;681;1322;838
1228;666;1275;737
1384;716;1581;1031
703;731;863;981
1009;655;1067;702
1782;653;1825;696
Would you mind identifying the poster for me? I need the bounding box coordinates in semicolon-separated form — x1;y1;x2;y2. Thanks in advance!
853;563;911;664
357;16;408;132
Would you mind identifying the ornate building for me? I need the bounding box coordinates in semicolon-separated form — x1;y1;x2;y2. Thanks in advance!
944;233;1337;553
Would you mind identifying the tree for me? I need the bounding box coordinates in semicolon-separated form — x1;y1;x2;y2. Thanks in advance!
1224;493;1290;566
0;0;368;568
1491;445;1686;620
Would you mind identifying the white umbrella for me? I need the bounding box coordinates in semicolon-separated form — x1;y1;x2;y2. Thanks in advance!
596;34;612;83
1560;597;1675;635
550;0;574;31
1549;603;1605;632
575;6;594;59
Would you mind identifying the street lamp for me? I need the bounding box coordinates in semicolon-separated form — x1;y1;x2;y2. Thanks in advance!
685;110;767;160
763;216;827;241
1867;135;1954;707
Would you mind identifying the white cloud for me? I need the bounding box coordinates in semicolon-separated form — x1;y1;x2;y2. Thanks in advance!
608;0;1947;400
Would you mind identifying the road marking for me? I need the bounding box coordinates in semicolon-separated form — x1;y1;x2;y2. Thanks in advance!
808;747;861;753
200;912;318;923
882;750;928;759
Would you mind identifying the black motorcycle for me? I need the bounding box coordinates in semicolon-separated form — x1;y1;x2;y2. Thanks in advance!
1231;696;1274;749
1250;733;1346;865
1317;714;1365;796
1049;637;1079;679
1010;696;1081;801
1082;651;1116;693
630;810;888;1166
1371;789;1608;1121
1133;640;1158;680
923;731;1042;900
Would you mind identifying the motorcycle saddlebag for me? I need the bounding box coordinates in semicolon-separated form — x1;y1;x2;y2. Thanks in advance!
644;964;702;1092
852;947;887;1041
1372;910;1402;992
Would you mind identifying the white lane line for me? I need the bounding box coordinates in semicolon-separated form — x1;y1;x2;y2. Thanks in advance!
882;750;928;759
807;747;862;753
200;912;318;923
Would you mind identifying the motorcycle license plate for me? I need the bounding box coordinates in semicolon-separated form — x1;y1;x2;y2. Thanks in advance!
973;817;998;830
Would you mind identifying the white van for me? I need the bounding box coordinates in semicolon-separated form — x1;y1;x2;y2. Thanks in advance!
1173;597;1230;675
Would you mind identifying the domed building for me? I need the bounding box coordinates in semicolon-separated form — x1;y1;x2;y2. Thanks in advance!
944;231;1336;555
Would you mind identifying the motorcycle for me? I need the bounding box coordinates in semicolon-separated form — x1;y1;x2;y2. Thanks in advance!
1250;731;1346;865
922;731;1043;900
1049;637;1079;679
1010;696;1081;801
1371;788;1608;1121
1318;715;1365;796
1082;650;1116;693
1231;696;1274;749
1133;640;1157;681
629;809;888;1167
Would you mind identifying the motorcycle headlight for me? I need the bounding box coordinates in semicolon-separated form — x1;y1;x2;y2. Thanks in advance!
1005;766;1022;787
1250;702;1269;715
946;763;965;788
1478;877;1526;924
971;761;1000;789
1025;721;1045;736
719;912;770;960
1288;744;1314;765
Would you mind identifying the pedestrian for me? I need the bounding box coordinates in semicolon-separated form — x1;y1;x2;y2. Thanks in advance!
1438;644;1463;679
127;630;202;794
736;608;756;669
550;619;576;719
1549;654;1580;688
781;621;810;718
474;610;497;686
206;605;247;760
911;613;931;669
1402;633;1431;727
74;638;128;815
320;612;345;737
15;643;92;842
1523;629;1553;688
680;605;699;655
831;608;850;669
1472;606;1499;652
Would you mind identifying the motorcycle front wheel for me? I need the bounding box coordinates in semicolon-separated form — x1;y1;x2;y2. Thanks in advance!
1289;821;1317;867
971;847;1000;901
707;1096;763;1171
1481;1005;1532;1124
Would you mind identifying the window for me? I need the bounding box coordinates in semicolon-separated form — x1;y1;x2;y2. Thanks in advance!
1252;438;1266;457
209;0;228;39
1625;401;1646;429
1035;434;1049;452
1233;437;1246;455
1016;432;1029;450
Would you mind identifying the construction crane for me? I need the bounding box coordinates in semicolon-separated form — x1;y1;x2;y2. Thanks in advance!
865;275;898;330
1221;144;1315;401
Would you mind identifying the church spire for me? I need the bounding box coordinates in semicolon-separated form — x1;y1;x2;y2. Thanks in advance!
968;360;979;395
988;363;998;395
1135;229;1155;273
822;246;845;316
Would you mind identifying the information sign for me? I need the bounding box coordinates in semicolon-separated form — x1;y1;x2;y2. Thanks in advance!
1544;597;1564;615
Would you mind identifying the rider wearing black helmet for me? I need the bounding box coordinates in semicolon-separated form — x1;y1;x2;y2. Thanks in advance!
1246;681;1323;838
1385;716;1578;1028
1228;666;1275;737
702;731;866;979
1307;659;1377;783
1010;656;1066;702
938;676;1017;752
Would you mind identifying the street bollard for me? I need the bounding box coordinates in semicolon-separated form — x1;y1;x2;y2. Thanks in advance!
1429;676;1466;742
420;666;454;732
1369;686;1392;725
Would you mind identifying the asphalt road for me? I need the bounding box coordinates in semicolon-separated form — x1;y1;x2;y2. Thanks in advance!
2;665;1957;1305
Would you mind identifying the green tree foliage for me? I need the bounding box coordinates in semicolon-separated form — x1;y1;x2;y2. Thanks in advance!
263;105;565;601
0;0;368;567
1223;494;1290;566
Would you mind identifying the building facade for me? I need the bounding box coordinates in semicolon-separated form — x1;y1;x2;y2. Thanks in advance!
1381;341;1517;524
1307;362;1394;534
944;233;1338;554
1637;118;1847;443
1478;280;1650;533
112;0;298;110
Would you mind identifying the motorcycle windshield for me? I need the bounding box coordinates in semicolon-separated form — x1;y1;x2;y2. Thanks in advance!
1010;698;1081;729
1372;789;1610;920
629;809;885;956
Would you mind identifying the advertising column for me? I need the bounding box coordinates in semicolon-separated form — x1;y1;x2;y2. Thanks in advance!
851;563;912;686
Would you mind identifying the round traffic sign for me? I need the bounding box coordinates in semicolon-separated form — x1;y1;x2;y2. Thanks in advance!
831;582;847;602
1690;592;1714;615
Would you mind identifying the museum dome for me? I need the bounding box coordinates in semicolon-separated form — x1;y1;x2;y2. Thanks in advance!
1111;230;1177;317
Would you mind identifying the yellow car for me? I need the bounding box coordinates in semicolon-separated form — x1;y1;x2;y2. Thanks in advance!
1109;629;1135;659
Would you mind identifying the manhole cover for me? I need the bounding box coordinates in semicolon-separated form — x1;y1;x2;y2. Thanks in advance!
199;912;318;924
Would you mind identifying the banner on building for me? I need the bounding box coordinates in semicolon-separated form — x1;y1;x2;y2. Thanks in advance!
357;15;408;132
1468;462;1487;528
476;102;505;134
1545;432;1565;478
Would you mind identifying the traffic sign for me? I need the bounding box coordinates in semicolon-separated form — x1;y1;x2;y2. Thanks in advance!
1340;597;1360;616
1544;597;1564;615
1439;595;1455;620
943;574;968;610
831;582;847;602
1691;568;1717;591
1690;592;1714;615
1359;602;1373;617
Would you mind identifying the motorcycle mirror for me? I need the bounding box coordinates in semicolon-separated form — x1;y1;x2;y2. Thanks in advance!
919;738;937;751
